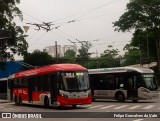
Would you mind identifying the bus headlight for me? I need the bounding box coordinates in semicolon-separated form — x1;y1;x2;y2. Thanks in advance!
88;90;92;97
59;93;68;98
141;88;150;93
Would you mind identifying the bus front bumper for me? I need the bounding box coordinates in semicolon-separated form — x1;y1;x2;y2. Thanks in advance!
139;92;159;100
57;96;92;106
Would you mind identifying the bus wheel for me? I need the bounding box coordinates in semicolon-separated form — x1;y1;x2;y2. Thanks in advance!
44;97;50;108
15;96;18;105
116;92;125;102
72;105;77;108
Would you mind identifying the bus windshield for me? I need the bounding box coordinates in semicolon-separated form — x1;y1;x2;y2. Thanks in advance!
61;71;90;91
142;74;158;91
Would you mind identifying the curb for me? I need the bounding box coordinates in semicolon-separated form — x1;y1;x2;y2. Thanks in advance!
0;100;10;103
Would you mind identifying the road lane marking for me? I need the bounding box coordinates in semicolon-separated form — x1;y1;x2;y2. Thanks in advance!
128;105;142;109
2;108;12;112
89;105;103;109
142;105;154;109
9;107;23;111
132;119;144;121
113;105;129;109
99;105;116;109
82;104;92;107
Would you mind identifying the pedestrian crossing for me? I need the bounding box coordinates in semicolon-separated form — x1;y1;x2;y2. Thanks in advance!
0;103;160;112
128;105;142;109
80;104;159;110
142;105;155;109
113;105;129;109
99;105;116;109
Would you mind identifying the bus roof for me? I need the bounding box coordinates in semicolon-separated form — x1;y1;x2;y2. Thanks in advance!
88;66;154;74
12;64;87;79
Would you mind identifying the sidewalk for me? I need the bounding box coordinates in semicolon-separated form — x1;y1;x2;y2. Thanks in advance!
0;99;10;103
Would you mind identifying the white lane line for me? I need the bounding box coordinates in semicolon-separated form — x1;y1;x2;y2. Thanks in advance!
8;108;21;111
128;105;142;109
89;105;103;109
142;105;155;109
2;108;12;112
99;105;116;109
82;104;92;107
113;105;129;109
132;119;144;121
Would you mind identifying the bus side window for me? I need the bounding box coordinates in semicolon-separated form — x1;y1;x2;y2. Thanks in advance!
23;77;28;88
115;77;124;89
14;79;18;88
106;75;114;90
34;76;39;91
18;78;23;88
44;75;50;91
115;77;119;88
127;78;133;89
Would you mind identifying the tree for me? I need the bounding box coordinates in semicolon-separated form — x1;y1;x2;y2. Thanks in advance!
131;29;157;62
0;0;28;62
77;41;92;59
99;45;120;67
77;41;92;67
24;50;54;67
64;50;76;63
113;0;160;67
122;44;140;66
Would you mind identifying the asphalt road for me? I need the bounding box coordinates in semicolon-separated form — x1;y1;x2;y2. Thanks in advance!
0;97;160;121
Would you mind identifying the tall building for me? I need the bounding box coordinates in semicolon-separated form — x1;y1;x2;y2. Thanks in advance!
45;45;77;57
45;45;62;58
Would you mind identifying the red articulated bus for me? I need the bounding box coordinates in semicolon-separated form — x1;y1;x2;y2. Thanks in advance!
8;64;91;108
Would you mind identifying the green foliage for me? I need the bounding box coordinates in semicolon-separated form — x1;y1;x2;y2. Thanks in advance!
24;50;54;67
130;29;157;62
77;41;92;59
87;59;99;69
113;0;160;67
0;0;28;62
76;41;92;66
64;50;76;63
122;44;140;66
113;0;160;31
98;45;121;68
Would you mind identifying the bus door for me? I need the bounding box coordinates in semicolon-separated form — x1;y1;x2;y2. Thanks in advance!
28;77;33;102
50;74;58;104
8;79;14;101
126;75;137;98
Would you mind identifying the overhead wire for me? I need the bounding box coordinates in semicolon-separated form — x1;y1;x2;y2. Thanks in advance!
52;0;119;24
18;0;128;52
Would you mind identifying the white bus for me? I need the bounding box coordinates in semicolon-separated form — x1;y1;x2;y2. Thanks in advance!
89;66;159;102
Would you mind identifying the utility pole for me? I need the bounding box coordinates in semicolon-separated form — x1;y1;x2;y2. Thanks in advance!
146;28;149;60
139;44;142;66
